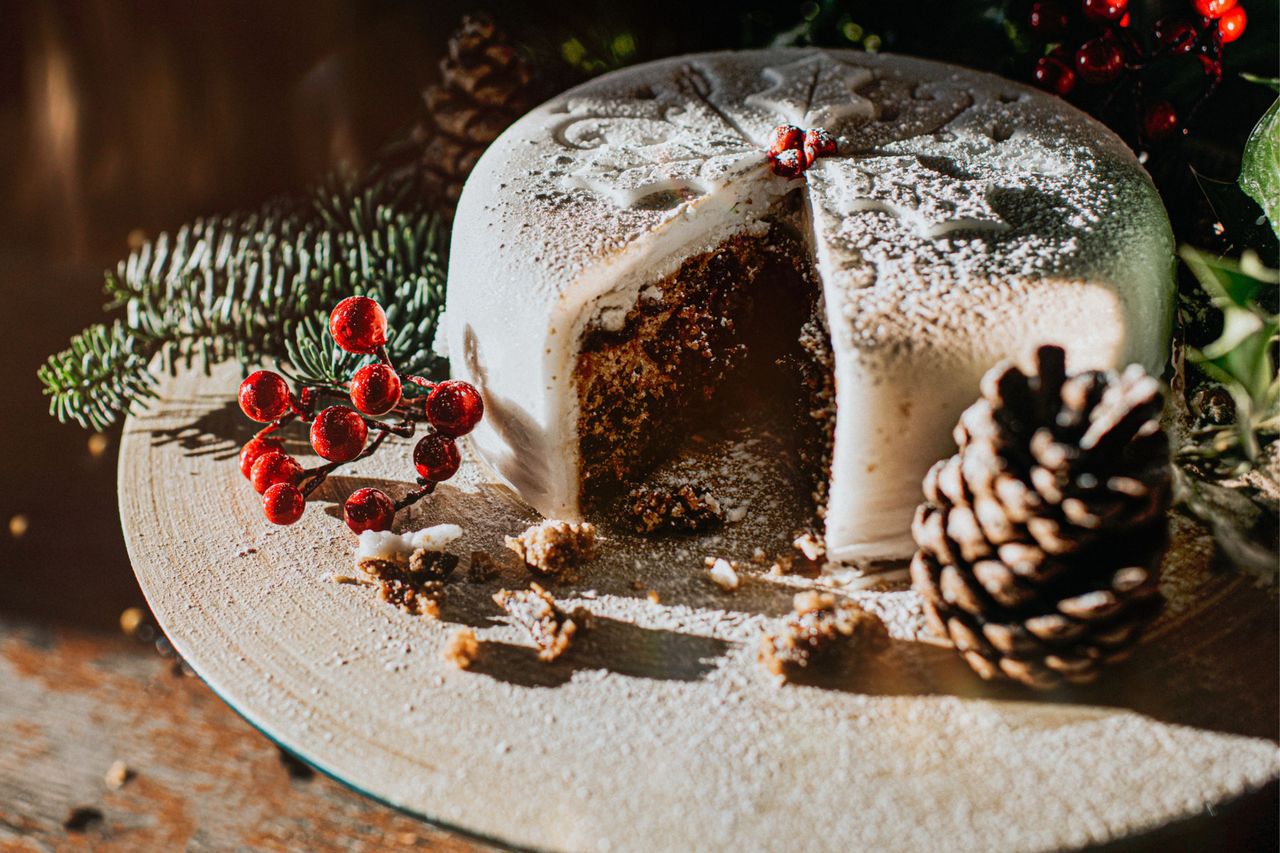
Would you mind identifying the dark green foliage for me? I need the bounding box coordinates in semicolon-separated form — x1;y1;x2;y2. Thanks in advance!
39;169;449;431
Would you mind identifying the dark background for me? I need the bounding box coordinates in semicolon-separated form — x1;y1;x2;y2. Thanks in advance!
0;0;1275;847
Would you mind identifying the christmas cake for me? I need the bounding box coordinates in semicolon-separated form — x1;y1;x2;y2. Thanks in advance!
441;48;1174;561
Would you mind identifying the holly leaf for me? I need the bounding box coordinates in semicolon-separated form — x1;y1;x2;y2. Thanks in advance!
1182;246;1280;460
1240;73;1280;93
1239;96;1280;239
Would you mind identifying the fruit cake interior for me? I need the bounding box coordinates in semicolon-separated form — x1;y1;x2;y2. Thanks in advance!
572;193;835;524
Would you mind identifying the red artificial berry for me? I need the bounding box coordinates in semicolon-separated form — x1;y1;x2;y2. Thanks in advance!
1081;0;1127;24
1029;2;1068;36
1143;101;1180;140
1075;37;1125;84
413;433;461;482
1153;18;1198;54
802;128;838;166
1118;12;1130;26
1033;56;1077;96
1192;0;1236;19
239;435;285;480
425;379;485;437
770;148;806;178
343;487;396;534
250;451;303;495
329;296;388;355
350;363;402;416
309;406;368;462
1217;5;1246;42
238;370;291;422
263;483;306;525
766;124;805;158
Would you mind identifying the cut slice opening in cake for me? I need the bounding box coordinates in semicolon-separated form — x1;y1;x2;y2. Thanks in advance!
572;195;836;532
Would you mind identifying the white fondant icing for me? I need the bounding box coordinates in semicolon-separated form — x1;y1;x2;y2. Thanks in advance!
445;48;1174;562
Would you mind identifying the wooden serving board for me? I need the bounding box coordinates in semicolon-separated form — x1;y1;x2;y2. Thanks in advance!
119;362;1279;852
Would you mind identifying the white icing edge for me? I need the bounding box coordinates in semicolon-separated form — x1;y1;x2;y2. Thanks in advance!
354;524;463;566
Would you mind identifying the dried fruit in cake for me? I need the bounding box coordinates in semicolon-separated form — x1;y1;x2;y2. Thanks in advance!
504;520;597;575
758;591;888;683
493;583;587;662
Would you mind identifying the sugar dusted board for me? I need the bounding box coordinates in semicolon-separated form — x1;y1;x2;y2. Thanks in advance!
120;362;1279;852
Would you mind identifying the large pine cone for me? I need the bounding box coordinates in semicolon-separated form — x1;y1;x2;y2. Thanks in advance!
415;15;537;210
910;345;1172;689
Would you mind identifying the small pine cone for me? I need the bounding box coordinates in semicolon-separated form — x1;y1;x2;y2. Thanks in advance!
415;15;538;209
626;483;724;534
910;345;1172;689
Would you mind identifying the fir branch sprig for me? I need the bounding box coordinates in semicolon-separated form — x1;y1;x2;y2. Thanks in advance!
39;169;449;431
38;321;160;430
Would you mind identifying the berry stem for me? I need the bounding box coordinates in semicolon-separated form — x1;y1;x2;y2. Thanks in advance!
393;479;437;511
360;415;415;438
405;375;438;393
253;414;295;440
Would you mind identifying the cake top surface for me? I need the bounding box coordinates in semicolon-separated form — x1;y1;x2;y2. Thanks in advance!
455;48;1169;357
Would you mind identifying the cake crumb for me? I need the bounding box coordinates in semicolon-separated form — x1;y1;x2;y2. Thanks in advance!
505;520;597;575
793;532;825;562
104;760;132;790
493;583;589;661
768;553;795;576
625;483;724;534
707;557;740;591
758;591;888;683
647;589;661;604
751;547;767;564
443;628;480;669
355;549;459;618
466;551;499;583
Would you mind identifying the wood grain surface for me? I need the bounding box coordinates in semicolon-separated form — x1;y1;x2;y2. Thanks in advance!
0;616;489;852
115;362;1279;852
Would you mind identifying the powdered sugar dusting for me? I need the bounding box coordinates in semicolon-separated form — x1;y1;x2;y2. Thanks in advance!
447;47;1174;567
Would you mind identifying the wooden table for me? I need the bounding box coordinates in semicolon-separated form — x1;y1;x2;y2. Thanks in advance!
0;612;488;851
1;597;1276;851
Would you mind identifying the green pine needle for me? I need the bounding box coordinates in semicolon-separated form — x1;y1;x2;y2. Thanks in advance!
39;168;449;430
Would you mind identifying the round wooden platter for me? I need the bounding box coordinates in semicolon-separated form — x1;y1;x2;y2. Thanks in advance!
120;362;1279;852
